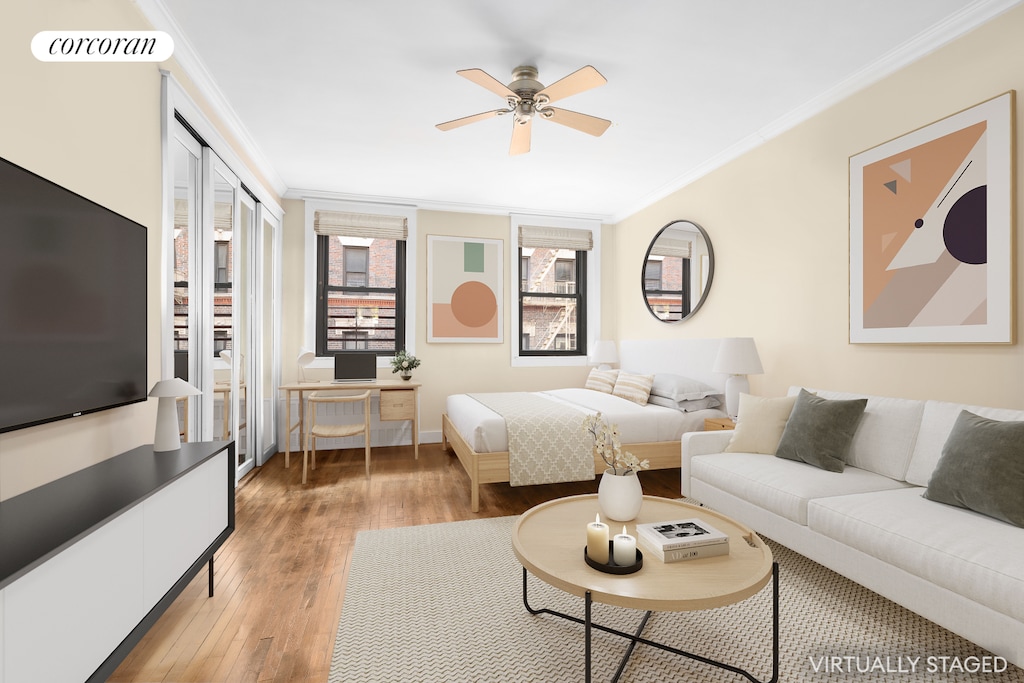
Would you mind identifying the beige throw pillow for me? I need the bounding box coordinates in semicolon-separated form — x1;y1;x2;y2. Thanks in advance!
612;371;655;406
724;393;798;455
585;368;619;394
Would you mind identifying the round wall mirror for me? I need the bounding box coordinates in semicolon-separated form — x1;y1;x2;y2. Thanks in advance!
641;220;714;323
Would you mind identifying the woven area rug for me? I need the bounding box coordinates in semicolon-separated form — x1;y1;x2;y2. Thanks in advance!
331;516;1023;682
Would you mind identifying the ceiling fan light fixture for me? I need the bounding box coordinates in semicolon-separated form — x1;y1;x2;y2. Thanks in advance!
437;64;610;154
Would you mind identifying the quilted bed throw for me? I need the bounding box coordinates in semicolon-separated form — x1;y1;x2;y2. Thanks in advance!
467;392;595;486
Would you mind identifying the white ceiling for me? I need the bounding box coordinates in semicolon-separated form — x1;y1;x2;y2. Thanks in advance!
146;0;1016;221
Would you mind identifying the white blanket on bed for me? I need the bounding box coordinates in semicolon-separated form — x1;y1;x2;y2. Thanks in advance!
466;392;594;487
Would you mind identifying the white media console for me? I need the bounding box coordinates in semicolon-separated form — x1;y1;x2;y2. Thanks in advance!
0;441;235;683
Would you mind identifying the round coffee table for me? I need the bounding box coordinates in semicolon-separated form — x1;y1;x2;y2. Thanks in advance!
512;494;778;682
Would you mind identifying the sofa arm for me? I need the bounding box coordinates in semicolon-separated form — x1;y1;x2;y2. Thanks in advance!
680;430;734;498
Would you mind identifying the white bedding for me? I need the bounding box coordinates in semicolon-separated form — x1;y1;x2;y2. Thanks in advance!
446;388;723;453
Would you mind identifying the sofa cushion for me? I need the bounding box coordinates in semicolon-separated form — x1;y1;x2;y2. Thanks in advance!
807;487;1024;623
923;410;1024;527
724;393;797;454
905;400;1024;487
775;389;866;472
690;453;909;525
790;387;925;480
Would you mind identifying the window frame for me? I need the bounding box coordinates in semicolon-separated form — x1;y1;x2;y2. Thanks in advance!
303;199;417;368
314;232;406;358
518;247;587;358
509;214;601;368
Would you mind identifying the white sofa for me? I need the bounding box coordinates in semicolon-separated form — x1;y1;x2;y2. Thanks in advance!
681;387;1024;668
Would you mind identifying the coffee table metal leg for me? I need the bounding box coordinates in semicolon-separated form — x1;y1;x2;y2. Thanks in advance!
521;563;780;683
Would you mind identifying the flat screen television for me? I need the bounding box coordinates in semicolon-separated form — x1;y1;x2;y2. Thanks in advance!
0;155;148;434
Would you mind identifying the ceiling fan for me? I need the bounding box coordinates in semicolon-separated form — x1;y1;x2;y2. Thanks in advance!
436;65;611;155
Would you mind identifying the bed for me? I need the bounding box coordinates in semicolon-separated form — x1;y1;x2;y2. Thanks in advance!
441;338;729;511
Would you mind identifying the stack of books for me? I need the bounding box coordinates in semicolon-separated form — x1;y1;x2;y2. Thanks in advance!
635;518;730;562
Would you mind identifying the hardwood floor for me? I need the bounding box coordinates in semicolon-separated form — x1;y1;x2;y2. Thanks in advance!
108;443;684;683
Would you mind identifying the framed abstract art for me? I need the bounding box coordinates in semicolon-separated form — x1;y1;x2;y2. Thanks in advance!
427;235;503;343
849;91;1014;344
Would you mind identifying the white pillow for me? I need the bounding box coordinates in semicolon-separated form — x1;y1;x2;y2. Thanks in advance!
724;393;798;455
585;368;618;394
612;371;655;406
647;395;722;412
650;373;719;401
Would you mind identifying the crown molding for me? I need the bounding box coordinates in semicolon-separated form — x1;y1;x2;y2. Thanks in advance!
286;187;610;222
136;0;288;199
610;0;1023;223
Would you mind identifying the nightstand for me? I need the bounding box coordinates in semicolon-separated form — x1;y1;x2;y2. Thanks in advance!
704;417;736;431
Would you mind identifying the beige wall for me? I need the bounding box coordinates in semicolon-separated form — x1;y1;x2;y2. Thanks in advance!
611;4;1024;409
0;0;279;500
279;205;602;436
4;2;1022;501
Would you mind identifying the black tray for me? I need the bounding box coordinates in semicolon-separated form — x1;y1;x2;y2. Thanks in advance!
584;542;643;574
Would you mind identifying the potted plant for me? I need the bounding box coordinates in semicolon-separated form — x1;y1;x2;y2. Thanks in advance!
583;412;650;521
390;350;421;380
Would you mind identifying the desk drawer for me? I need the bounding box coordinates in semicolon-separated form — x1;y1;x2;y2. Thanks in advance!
380;389;415;421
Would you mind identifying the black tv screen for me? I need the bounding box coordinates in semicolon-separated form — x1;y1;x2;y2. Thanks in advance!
0;155;148;434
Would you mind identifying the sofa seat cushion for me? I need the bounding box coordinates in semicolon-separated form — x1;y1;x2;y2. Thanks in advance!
808;487;1024;622
690;453;910;525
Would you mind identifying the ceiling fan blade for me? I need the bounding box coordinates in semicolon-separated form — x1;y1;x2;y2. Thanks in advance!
457;68;517;99
536;65;607;104
436;109;505;131
509;118;531;156
543;107;612;137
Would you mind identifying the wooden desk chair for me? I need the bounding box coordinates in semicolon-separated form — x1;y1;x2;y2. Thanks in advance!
303;391;372;483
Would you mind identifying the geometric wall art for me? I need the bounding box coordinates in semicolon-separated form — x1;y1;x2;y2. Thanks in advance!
849;91;1015;343
427;235;503;343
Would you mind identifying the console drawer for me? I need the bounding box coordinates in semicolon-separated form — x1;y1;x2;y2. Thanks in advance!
380;389;415;421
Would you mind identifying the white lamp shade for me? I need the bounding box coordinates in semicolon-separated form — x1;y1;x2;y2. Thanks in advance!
297;348;317;382
588;340;619;367
712;338;763;375
150;379;201;452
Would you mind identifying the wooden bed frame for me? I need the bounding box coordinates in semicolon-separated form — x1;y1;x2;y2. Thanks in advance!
441;412;682;512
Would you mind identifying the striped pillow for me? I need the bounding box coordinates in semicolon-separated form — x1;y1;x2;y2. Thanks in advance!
585;368;619;394
612;371;655;406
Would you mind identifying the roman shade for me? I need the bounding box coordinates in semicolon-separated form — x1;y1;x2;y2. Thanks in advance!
314;210;408;240
518;225;593;251
648;236;692;259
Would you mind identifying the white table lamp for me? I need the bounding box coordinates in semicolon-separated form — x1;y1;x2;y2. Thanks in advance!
297;348;316;382
712;337;763;419
150;378;202;452
588;340;619;370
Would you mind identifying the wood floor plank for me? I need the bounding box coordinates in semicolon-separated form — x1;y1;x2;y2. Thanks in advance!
107;443;683;682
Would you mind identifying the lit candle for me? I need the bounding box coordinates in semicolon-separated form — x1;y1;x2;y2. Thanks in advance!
586;513;609;564
613;526;636;566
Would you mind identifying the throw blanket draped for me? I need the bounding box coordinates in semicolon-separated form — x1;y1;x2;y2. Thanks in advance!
467;392;594;486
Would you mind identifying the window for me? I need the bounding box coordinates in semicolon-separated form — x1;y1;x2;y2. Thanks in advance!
516;223;593;357
314;209;408;357
343;246;368;287
643;255;691;321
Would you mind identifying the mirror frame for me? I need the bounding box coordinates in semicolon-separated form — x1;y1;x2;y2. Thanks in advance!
641;219;715;323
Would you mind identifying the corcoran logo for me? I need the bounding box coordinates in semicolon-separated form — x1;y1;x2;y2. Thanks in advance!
32;31;174;62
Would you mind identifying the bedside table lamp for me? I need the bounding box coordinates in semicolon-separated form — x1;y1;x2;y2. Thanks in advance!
588;340;619;370
150;378;201;452
712;337;763;419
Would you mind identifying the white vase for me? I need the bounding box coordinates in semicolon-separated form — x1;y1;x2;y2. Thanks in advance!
598;468;643;522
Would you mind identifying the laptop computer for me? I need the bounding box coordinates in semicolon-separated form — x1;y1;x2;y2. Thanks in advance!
333;352;377;383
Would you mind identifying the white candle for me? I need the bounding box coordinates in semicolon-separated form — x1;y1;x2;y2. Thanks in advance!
586;513;609;564
613;526;636;566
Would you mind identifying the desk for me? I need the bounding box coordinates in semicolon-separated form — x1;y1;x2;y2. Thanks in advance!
279;379;421;468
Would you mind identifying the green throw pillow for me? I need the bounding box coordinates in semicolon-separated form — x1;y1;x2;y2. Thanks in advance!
774;389;867;472
923;410;1024;528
